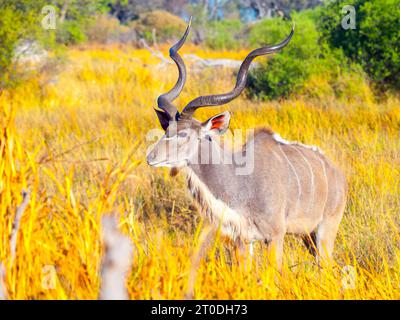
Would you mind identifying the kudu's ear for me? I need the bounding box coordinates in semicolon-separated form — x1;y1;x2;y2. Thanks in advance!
201;111;231;135
154;109;172;131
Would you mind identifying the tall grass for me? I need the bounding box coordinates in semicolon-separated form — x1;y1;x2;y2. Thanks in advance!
0;45;399;299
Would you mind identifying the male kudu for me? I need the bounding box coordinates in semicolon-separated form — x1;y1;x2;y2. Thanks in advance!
146;19;347;268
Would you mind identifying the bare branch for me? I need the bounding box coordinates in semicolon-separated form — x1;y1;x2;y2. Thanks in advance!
139;39;246;71
183;54;244;69
10;190;30;266
99;215;133;300
60;0;71;23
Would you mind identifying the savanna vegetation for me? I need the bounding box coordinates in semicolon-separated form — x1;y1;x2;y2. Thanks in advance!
0;0;399;299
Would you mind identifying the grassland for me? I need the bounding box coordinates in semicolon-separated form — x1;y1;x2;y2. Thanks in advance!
1;44;400;299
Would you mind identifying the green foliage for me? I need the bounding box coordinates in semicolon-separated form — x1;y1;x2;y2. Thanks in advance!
0;0;109;87
319;0;400;90
247;10;361;100
205;19;244;50
248;16;309;99
248;11;326;99
53;0;101;45
0;0;49;87
57;21;87;45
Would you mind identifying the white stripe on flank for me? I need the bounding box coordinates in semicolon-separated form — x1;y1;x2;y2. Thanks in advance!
317;153;329;214
333;167;340;209
293;146;315;213
278;144;301;213
271;150;283;163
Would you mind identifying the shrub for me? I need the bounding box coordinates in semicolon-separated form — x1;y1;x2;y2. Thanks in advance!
205;19;245;50
247;11;322;99
319;0;400;91
86;14;135;44
133;10;187;44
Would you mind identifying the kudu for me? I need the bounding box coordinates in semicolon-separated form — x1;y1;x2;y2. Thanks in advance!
146;20;347;268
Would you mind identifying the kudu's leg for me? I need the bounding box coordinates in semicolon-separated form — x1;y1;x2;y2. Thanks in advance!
234;239;254;269
234;238;245;264
266;235;284;271
249;241;254;257
315;205;344;265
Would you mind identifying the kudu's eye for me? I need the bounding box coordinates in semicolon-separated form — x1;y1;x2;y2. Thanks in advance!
178;131;188;138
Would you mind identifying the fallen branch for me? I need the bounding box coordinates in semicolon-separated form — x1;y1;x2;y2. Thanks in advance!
10;190;30;266
139;38;171;65
139;38;247;70
183;54;243;69
99;215;133;300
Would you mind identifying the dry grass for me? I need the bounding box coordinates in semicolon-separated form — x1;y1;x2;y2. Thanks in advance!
0;45;400;299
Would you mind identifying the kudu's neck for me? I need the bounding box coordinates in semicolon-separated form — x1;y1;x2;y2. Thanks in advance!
186;134;254;181
183;138;246;242
185;137;235;191
189;138;232;172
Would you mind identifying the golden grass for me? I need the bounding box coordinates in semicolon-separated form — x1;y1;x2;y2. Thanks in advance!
1;45;400;299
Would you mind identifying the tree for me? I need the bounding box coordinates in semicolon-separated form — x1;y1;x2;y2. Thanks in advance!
319;0;400;90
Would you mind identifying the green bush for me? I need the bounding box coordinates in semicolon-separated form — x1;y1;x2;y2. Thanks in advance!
57;21;87;45
205;19;244;50
319;0;400;91
246;10;358;100
248;11;324;99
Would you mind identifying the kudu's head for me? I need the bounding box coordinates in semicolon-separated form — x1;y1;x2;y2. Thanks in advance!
146;18;294;168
